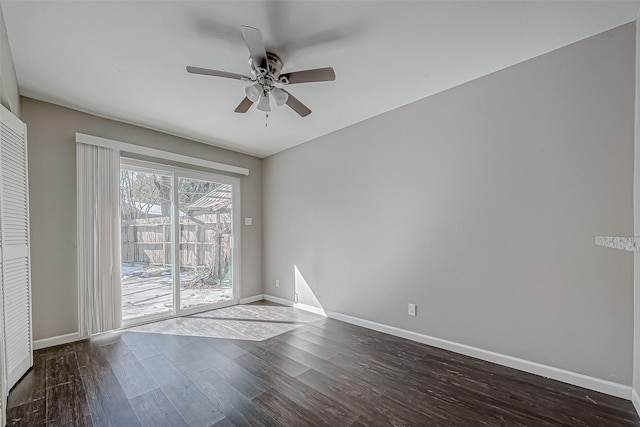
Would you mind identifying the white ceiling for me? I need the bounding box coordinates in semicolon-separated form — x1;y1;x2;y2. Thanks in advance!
2;1;640;158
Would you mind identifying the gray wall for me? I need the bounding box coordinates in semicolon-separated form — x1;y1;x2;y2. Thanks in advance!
21;97;263;341
0;3;19;116
634;15;640;405
263;23;635;384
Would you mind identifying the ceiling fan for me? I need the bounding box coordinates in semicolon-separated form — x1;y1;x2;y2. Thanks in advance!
187;25;335;117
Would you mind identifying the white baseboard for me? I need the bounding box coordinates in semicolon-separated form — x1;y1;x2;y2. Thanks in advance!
294;302;327;316
263;294;294;306
326;311;632;400
632;389;640;416
33;332;82;350
239;294;265;304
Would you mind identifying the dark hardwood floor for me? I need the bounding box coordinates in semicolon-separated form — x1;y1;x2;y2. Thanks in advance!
6;301;639;426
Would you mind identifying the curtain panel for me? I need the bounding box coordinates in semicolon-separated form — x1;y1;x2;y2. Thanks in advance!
76;143;121;336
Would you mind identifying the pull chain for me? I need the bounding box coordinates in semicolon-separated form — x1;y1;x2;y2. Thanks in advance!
265;113;269;127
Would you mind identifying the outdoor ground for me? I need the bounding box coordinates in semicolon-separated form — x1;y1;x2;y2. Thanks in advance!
122;263;232;320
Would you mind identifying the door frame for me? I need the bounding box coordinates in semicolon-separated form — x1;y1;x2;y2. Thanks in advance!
120;158;241;328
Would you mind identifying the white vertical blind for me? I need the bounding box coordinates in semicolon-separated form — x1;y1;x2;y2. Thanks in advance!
77;143;122;336
0;104;32;391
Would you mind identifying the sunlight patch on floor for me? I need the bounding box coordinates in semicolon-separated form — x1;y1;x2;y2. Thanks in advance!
125;303;325;341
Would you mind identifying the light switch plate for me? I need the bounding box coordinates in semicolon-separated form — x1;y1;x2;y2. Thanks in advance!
244;217;253;226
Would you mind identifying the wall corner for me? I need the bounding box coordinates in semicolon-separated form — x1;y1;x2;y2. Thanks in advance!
632;14;640;414
0;3;21;118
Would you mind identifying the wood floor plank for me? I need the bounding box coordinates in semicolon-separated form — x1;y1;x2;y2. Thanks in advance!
7;301;639;426
273;332;340;360
236;339;310;377
402;364;579;425
101;342;159;399
77;350;140;426
300;326;421;373
134;330;198;355
139;354;226;427
268;370;358;425
328;351;409;390
234;351;304;384
121;331;161;361
218;396;279;427
187;367;278;426
160;338;235;377
205;338;248;359
251;387;336;427
211;417;235;427
6;398;46;426
266;338;389;396
7;353;46;409
407;352;640;426
46;352;80;388
295;368;383;417
138;353;188;386
45;378;92;426
129;388;188;427
187;367;253;412
234;351;357;425
383;379;538;427
213;359;272;400
44;343;76;360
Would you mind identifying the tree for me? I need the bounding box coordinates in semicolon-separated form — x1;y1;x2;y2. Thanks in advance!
120;169;171;220
154;175;172;217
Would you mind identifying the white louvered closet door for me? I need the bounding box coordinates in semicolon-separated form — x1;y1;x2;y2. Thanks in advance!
0;104;33;390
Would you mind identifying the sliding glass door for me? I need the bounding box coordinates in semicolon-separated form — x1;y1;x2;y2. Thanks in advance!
119;160;239;325
120;167;174;321
178;177;235;310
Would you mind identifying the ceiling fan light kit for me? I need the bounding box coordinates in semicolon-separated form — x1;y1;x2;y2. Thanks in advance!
245;83;262;103
270;87;288;107
187;25;335;118
257;93;271;112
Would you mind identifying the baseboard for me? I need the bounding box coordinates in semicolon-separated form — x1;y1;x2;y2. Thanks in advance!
263;294;294;306
326;311;632;400
294;302;327;316
632;389;640;416
33;332;82;350
239;294;265;304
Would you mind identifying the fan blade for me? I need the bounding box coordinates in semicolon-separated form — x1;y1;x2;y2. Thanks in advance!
240;25;268;72
234;97;254;113
282;90;311;117
279;67;335;85
187;66;251;81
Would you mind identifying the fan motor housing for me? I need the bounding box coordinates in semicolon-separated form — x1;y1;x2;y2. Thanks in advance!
250;52;284;81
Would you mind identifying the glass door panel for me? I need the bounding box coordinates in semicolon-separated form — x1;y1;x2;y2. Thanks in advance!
120;168;174;321
178;177;234;310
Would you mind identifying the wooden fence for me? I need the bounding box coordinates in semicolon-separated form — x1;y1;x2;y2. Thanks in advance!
121;214;231;271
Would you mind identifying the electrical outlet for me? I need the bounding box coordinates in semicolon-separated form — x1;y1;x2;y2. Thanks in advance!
408;303;416;316
275;279;280;288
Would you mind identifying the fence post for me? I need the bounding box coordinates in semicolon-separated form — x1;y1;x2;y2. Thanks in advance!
163;222;170;267
129;225;136;266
